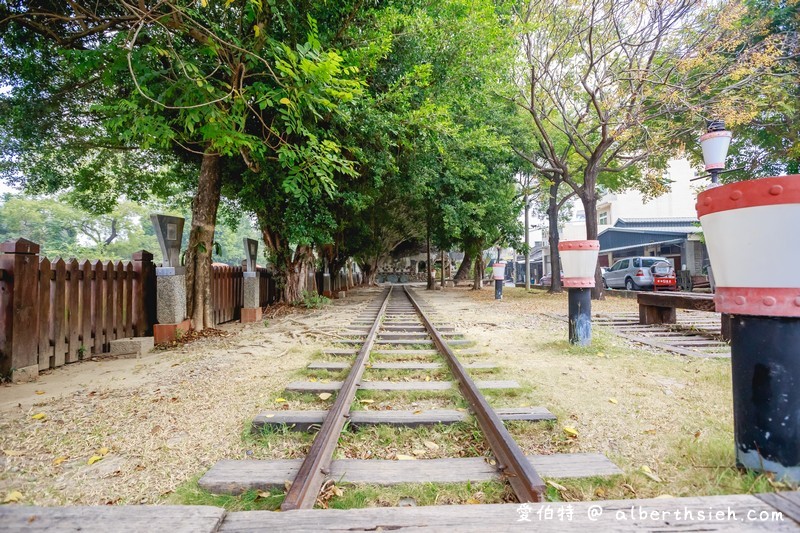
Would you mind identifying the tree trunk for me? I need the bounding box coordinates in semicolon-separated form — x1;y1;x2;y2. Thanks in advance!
472;251;483;290
185;151;222;331
359;260;379;286
281;245;313;303
440;249;445;289
546;180;563;294
580;188;603;300
524;193;531;290
454;254;472;285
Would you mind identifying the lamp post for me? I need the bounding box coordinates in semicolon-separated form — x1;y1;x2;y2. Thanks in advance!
558;240;599;346
696;125;800;483
699;120;733;184
492;261;506;300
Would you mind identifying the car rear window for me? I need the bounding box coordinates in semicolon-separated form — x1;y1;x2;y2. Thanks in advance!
642;258;668;267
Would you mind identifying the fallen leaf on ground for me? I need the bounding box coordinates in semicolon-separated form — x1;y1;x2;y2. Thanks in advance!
412;449;426;456
547;480;568;492
31;413;46;420
608;398;618;404
318;393;332;401
274;398;287;403
3;491;23;503
424;376;431;382
98;447;110;456
465;498;481;504
359;399;374;404
395;454;416;460
264;414;275;418
3;450;23;457
257;491;271;499
563;426;578;438
52;456;68;466
423;441;439;451
640;465;662;482
87;455;104;465
596;352;605;357
34;391;45;395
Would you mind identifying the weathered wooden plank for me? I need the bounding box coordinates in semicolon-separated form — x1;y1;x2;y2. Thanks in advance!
51;258;67;367
124;262;134;338
371;349;439;355
218;495;797;532
80;260;92;357
637;291;716;311
90;261;104;354
199;453;621;494
252;407;555;431
321;349;358;356
308;361;497;371
114;261;124;341
0;505;225;533
65;259;81;363
101;261;114;351
284;380;519;393
756;491;800;525
37;258;52;370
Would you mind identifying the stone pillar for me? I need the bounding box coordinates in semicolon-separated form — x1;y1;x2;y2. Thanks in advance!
0;238;41;382
150;215;190;343
241;238;262;323
321;259;332;298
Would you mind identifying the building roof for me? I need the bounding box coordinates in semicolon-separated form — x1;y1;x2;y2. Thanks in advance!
599;218;700;253
612;217;701;234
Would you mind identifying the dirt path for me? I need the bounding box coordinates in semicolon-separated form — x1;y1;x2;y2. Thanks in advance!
0;285;745;507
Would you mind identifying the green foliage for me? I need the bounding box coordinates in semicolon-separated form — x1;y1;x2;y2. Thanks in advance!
298;290;330;309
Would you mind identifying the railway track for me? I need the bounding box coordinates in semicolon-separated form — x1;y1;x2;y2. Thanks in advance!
200;285;620;509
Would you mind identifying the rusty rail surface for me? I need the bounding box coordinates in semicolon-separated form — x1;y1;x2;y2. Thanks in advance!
281;286;393;510
403;286;547;502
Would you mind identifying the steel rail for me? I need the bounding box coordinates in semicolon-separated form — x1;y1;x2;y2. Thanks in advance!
402;286;546;502
281;286;393;510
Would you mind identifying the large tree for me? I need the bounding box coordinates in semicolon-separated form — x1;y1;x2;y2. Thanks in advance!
515;0;773;297
1;1;362;328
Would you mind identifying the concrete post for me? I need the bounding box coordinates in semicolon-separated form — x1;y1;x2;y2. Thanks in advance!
241;238;262;323
150;215;190;343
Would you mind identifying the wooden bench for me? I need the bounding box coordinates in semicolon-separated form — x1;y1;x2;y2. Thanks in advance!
637;292;731;341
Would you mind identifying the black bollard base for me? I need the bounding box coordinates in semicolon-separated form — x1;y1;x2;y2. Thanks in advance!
568;288;592;346
495;279;503;300
731;315;800;482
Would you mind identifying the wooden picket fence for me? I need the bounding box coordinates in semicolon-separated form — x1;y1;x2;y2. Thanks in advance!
35;257;154;369
0;239;156;376
210;265;278;325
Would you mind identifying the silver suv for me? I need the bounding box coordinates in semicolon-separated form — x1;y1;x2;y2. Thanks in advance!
603;256;675;291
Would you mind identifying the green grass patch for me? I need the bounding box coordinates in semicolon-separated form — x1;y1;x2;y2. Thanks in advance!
167;477;285;511
327;481;513;508
335;420;490;460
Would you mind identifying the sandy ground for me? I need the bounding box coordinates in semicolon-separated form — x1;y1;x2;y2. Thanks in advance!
0;284;742;506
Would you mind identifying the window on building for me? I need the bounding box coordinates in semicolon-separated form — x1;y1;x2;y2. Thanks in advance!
576;210;585;221
598;211;608;225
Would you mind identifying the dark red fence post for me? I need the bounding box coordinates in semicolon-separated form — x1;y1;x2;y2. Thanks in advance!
132;250;156;337
0;239;41;382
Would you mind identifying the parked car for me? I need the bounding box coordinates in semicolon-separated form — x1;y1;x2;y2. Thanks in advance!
539;271;563;286
602;256;676;291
